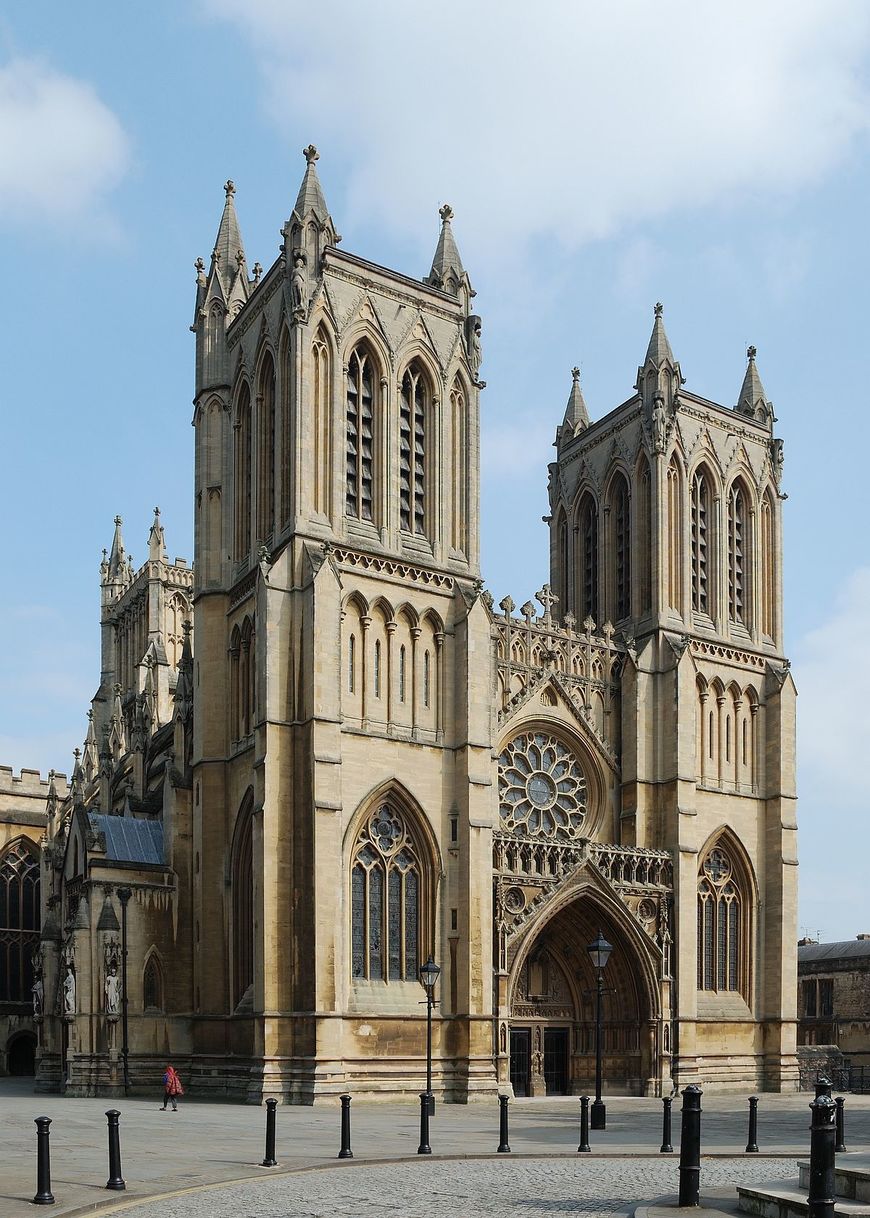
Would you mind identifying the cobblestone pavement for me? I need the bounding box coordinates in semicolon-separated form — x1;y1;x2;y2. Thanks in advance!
126;1157;798;1218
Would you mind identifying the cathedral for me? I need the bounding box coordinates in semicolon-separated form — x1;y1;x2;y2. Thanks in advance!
5;147;798;1100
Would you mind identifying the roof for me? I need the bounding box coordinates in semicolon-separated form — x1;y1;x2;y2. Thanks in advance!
798;939;870;963
88;813;164;866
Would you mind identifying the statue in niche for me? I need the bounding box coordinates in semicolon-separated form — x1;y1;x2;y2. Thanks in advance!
32;974;44;1018
771;437;784;483
652;392;667;454
104;964;121;1016
291;250;308;318
466;315;483;384
62;965;76;1017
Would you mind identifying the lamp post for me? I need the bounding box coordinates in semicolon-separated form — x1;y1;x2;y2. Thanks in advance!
418;955;440;1155
587;931;612;1131
117;888;132;1096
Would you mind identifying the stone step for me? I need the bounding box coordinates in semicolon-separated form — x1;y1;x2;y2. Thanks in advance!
737;1179;870;1218
797;1158;870;1202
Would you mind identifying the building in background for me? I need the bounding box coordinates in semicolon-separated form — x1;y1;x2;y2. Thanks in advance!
798;937;870;1076
26;148;797;1099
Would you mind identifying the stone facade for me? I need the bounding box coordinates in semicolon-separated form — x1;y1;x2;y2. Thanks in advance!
28;148;798;1101
798;938;870;1069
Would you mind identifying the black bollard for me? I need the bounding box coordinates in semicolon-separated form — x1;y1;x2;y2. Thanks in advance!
808;1094;836;1218
105;1109;126;1191
678;1085;703;1208
337;1093;353;1159
835;1095;847;1154
660;1095;673;1154
418;1091;432;1155
815;1076;832;1100
578;1095;591;1153
261;1097;278;1167
746;1095;759;1153
33;1116;55;1206
497;1094;511;1154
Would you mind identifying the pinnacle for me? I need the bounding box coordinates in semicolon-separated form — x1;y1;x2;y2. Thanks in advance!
427;202;465;292
736;344;770;419
643;301;676;368
293;144;331;223
562;365;589;435
211;178;246;287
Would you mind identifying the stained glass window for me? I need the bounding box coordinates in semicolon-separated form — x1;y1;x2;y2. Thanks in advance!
0;841;39;1002
498;732;587;841
697;847;745;996
400;366;428;534
350;803;422;983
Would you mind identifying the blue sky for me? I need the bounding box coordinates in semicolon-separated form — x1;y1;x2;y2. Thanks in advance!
1;2;868;941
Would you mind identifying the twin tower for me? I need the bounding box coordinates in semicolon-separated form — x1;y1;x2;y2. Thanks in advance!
179;147;797;1099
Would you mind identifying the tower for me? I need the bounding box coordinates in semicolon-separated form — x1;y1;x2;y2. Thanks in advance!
189;149;493;1099
546;306;797;1088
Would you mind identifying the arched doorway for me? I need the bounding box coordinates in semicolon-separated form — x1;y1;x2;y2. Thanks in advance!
507;894;660;1097
7;1032;37;1076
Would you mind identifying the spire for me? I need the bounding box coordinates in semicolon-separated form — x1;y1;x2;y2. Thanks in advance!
107;515;125;580
148;506;166;562
644;302;675;368
736;345;773;424
636;302;683;408
293;145;331;224
211;179;246;287
561;366;589;439
174;620;193;723
426;203;466;295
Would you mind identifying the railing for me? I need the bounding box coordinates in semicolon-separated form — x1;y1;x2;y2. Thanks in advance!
800;1065;870;1094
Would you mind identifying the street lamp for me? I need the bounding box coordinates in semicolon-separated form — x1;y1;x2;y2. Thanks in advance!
418;955;440;1155
587;931;612;1131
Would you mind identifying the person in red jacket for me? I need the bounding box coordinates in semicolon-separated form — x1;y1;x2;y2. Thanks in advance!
161;1064;184;1111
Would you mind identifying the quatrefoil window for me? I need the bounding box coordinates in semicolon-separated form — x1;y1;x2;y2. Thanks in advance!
498;732;587;841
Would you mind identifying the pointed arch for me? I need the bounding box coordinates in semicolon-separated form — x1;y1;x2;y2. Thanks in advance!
0;837;40;1003
345;340;382;525
606;469;632;622
231;789;254;1008
312;323;333;519
233;379;252;560
726;475;754;628
667;453;684;613
635;454;652;616
346;782;440;983
690;461;717;617
696;827;756;1001
279;324;294;524
450;375;469;555
256;350;276;542
398;358;434;537
574;490;599;625
143;948;164;1012
759;485;776;640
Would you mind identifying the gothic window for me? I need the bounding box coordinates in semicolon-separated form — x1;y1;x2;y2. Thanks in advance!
667;458;683;612
760;490;775;639
346;346;376;523
575;493;598;624
374;639;382;699
637;461;652;615
237;617;255;738
609;475;631;621
232;794;254;1007
691;469;713;615
399;645;406;702
143;955;163;1011
166;593;189;669
399;363;429;535
350;803;422;982
312;329;331;517
423;650;431;708
0;840;40;1003
498;732;587;841
348;633;356;694
697;845;747;996
280;328;294;524
728;482;748;625
229;625;241;740
257;353;276;542
450;381;467;554
234;382;252;560
557;511;570;616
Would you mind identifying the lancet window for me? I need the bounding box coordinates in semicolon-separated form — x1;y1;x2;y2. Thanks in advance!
760;491;775;639
232;795;254;1007
450;380;467;554
697;844;747;996
575;494;598;624
351;804;422;982
399;364;429;535
691;469;712;615
257;353;276;542
667;459;683;612
0;841;40;1003
637;462;652;616
280;329;293;523
728;482;748;625
143;955;163;1011
610;475;631;621
312;330;331;517
233;383;252;560
346;346;376;522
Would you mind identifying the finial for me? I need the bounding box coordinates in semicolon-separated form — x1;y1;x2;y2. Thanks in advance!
87;709;93;721
571;366;580;383
73;748;81;762
153;506;160;518
747;344;757;361
439;203;454;223
654;302;663;318
224;179;235;198
303;144;319;165
182;619;192;639
195;256;205;274
235;248;246;267
114;515;122;526
252;261;263;284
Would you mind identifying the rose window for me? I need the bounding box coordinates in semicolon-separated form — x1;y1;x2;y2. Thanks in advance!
498;732;587;840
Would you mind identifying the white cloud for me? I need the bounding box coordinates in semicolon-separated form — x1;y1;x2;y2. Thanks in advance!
201;0;870;259
0;58;130;232
794;567;870;802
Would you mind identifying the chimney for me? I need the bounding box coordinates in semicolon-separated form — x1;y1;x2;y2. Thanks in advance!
857;934;870;941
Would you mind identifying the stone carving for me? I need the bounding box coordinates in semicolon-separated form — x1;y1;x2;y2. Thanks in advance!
31;951;44;1018
651;392;667;454
770;437;784;484
466;315;483;383
104;965;121;1016
291;250;308;319
62;964;76;1017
